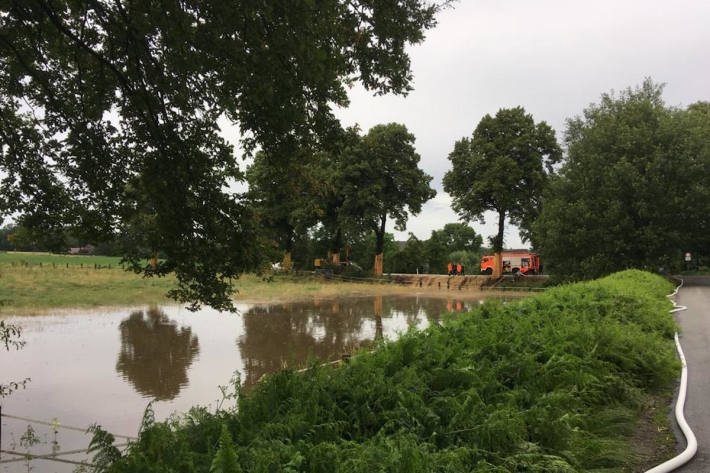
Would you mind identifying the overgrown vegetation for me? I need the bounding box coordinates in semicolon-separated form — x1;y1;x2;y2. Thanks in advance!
93;270;678;473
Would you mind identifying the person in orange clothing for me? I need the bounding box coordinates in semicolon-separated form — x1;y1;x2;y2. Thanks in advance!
447;262;453;276
456;262;462;275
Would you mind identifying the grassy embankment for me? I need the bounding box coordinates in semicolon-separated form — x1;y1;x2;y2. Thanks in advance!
95;270;679;473
0;252;479;314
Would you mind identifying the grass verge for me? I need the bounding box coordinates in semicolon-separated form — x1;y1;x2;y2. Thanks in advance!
91;270;679;473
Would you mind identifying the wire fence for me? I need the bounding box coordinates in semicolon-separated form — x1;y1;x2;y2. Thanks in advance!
0;409;134;468
2;261;124;270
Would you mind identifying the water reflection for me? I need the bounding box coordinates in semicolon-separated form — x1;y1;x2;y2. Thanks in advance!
237;296;472;385
116;307;200;400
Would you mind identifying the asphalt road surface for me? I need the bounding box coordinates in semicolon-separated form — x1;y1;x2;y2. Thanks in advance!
673;276;710;473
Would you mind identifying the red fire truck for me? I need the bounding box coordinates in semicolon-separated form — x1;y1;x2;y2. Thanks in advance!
480;251;541;275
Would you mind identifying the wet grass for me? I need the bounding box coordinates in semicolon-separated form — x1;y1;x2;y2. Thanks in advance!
0;263;176;313
0;251;124;267
0;253;481;314
93;270;679;473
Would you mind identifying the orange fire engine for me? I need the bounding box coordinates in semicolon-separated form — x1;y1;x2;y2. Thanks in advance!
480;252;541;275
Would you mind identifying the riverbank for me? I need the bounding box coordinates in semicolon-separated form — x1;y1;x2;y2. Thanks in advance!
0;254;516;314
90;270;679;473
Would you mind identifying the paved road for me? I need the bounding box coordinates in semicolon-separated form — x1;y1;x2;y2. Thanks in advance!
674;276;710;472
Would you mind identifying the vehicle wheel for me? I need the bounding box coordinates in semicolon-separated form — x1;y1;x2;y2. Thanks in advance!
483;268;492;275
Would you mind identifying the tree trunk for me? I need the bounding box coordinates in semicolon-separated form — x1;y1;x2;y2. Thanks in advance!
331;228;342;264
492;211;505;278
495;210;505;253
150;251;158;269
373;215;386;276
283;231;294;271
282;252;293;271
493;253;503;278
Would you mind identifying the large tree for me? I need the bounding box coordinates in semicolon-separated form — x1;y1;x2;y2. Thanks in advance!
246;149;320;270
533;80;710;279
341;123;435;275
443;107;561;275
0;0;444;310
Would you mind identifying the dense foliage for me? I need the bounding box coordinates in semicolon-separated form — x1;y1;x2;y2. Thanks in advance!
533;80;710;279
95;270;677;472
443;107;561;252
245;124;436;275
0;0;443;310
340;123;436;274
245;149;322;269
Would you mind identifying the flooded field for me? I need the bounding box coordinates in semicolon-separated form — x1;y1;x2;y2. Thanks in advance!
0;294;499;472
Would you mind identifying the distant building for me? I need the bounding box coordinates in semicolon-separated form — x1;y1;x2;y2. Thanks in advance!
68;244;95;255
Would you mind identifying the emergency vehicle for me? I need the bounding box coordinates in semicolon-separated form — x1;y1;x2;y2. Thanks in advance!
480;251;541;275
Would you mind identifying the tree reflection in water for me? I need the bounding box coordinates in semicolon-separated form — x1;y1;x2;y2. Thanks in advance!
237;295;476;386
116;307;200;400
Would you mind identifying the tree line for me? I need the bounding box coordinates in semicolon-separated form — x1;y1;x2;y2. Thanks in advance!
1;0;708;310
245;123;436;276
4;78;710;295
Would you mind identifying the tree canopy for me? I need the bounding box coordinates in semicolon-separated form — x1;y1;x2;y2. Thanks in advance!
340;123;435;275
533;80;710;279
0;0;444;310
443;107;561;254
432;223;482;253
246;149;321;269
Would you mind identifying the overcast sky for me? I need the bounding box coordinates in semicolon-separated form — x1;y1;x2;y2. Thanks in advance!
328;0;710;248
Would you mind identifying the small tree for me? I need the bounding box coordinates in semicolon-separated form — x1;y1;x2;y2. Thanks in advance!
425;223;482;274
443;107;560;276
341;124;435;275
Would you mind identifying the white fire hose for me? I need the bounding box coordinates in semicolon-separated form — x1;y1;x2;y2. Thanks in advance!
645;279;696;473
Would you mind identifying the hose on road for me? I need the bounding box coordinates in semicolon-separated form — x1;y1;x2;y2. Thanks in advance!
645;279;696;473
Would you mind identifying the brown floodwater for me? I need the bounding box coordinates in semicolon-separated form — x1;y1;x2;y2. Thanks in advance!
0;294;496;472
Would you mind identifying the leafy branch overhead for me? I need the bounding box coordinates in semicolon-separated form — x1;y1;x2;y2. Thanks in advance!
0;0;444;310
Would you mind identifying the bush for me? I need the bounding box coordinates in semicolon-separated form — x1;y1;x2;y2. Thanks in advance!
97;270;677;473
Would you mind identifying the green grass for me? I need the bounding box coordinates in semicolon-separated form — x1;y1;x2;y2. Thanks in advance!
92;270;679;473
0;264;176;312
0;251;124;267
1;252;467;313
